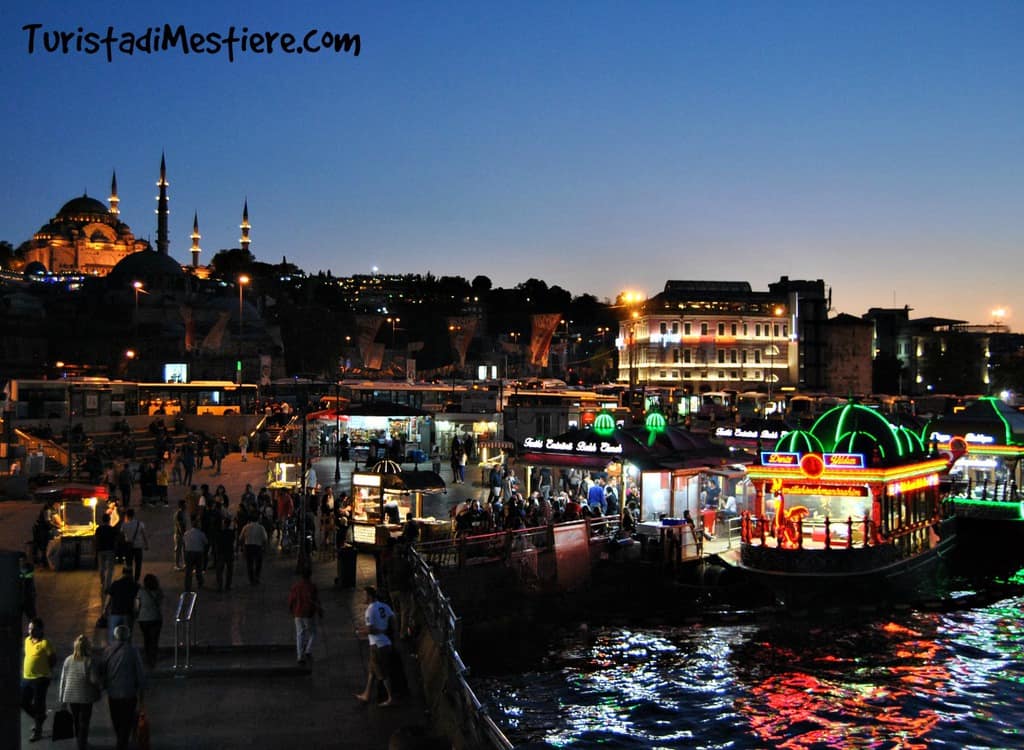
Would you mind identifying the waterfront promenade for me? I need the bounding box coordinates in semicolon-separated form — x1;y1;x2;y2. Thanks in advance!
6;452;461;749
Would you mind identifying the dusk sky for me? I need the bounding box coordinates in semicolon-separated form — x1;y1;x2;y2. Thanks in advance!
2;1;1021;326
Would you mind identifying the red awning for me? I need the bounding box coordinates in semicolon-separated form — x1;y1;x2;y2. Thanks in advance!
305;409;350;421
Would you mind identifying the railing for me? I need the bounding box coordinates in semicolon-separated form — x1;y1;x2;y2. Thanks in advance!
173;591;199;670
741;512;945;558
949;476;1020;503
14;428;71;475
407;545;514;750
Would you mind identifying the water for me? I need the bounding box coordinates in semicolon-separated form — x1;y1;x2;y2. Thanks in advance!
476;593;1024;749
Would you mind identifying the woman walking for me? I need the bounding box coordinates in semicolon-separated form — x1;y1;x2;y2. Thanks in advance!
58;634;102;750
136;574;164;668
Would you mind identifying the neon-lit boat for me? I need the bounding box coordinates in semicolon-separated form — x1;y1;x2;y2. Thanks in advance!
924;396;1024;572
722;402;955;606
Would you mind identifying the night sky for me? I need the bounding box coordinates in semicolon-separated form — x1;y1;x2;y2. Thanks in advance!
2;1;1021;324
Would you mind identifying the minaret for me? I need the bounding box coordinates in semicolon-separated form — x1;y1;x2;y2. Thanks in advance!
190;212;202;267
240;199;251;254
156;153;169;256
108;171;119;217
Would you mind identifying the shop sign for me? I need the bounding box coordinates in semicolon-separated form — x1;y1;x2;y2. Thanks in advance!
887;475;938;494
523;436;623;455
823;453;865;469
930;430;997;446
760;452;800;466
352;473;382;488
353;524;377;544
716;427;788;441
784;483;869;497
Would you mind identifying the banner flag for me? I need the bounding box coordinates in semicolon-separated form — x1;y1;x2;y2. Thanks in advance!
447;316;478;368
355;315;385;367
529;313;563;366
201;311;231;352
364;342;386;370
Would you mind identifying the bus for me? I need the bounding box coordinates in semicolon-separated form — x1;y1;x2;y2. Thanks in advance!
735;391;768;419
4;378;258;419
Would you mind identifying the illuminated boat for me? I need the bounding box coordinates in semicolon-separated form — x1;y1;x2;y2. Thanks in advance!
722;402;955;606
924;396;1024;572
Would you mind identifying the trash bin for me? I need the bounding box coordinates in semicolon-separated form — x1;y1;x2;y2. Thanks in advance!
336;545;357;588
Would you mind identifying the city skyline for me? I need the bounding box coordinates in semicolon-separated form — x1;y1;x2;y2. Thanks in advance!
1;1;1021;326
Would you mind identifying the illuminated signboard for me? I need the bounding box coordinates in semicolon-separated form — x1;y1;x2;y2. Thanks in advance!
522;436;623;455
930;431;997;446
761;452;800;466
886;475;939;494
716;427;788;441
784;483;869;497
352;473;382;488
823;453;866;469
352;524;377;544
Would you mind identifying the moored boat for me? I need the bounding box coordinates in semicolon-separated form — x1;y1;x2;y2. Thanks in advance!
720;402;955;607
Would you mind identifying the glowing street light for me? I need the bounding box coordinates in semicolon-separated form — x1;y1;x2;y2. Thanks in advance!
132;280;144;339
238;275;250;383
768;305;784;404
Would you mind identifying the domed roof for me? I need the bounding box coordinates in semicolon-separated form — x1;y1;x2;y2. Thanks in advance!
774;429;824;454
107;250;183;284
810;402;927;465
57;195;110;218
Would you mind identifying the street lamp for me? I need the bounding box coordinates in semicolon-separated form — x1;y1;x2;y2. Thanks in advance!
237;275;250;383
386;316;401;347
768;305;784;405
132;281;144;339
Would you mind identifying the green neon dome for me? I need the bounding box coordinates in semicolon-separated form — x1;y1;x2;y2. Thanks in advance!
773;429;824;455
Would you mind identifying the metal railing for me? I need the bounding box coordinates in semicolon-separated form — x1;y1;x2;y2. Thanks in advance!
407;546;514;750
173;591;198;670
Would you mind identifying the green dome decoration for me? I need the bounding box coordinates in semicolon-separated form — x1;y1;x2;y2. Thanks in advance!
810;402;926;465
593;411;616;437
773;429;824;455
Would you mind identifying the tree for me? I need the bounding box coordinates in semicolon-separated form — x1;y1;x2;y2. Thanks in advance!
209;248;255;279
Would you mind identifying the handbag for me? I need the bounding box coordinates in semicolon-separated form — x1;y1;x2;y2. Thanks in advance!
135;709;151;750
52;707;75;740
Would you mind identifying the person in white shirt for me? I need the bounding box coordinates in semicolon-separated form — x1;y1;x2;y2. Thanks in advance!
353;586;396;706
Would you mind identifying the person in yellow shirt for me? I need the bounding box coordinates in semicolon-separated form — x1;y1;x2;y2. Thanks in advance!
22;617;56;742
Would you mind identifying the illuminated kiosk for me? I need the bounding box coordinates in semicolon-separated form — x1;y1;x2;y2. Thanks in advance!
735;402;954;605
517;412;732;562
924;396;1024;567
33;483;107;569
351;459;447;550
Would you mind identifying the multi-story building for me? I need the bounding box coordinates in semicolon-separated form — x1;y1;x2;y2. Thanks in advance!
615;277;829;396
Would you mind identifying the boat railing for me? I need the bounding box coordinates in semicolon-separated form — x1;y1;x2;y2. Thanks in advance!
742;512;946;557
948;476;1020;503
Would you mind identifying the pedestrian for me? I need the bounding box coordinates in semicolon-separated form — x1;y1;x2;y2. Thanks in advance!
214;510;236;592
182;516;209;591
354;586;397;707
93;511;118;596
58;633;102;750
119;508;148;582
97;625;146;750
19;554;37;622
155;461;170;506
117;463;133;508
287;568;323;666
173;499;187;570
104;566;139;642
22;617;56;742
238;432;249;462
239;515;269;584
136;574;164;668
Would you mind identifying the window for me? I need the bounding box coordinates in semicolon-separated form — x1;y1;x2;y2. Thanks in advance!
701;322;708;336
684;322;691;335
660;322;668;334
741;350;748;363
731;323;737;335
717;323;725;335
774;324;781;338
731;371;739;379
672;349;680;363
730;350;738;363
718;371;726;379
684;370;692;379
754;350;761;363
782;324;788;337
755;324;761;337
660;370;667;378
672;322;679;334
743;323;748;336
672;370;679;378
683;350;692;363
717;350;725;364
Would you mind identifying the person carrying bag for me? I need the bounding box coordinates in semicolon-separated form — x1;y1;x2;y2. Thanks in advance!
58;634;103;750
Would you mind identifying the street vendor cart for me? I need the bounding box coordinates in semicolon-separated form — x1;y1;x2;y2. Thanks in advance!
351;459;449;550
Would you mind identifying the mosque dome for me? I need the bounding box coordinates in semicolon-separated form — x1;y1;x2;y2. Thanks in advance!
107;249;184;287
56;195;111;219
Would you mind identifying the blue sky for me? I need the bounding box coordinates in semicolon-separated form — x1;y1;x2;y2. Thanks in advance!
1;1;1021;325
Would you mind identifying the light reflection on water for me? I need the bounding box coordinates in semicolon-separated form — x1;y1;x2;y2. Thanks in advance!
477;596;1024;749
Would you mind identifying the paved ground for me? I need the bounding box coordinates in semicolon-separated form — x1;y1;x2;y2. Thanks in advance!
4;451;479;749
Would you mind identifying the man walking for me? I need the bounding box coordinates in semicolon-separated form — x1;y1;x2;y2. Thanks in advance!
354;586;397;706
119;508;148;582
104;566;139;642
287;568;323;666
239;515;268;584
117;463;133;508
173;500;187;570
97;625;145;750
182;517;209;591
21;617;56;742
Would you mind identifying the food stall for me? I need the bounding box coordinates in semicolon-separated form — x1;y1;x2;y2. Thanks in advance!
350;459;448;549
34;483;107;570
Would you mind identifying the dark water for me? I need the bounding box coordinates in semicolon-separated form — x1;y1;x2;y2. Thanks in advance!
476;590;1024;749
